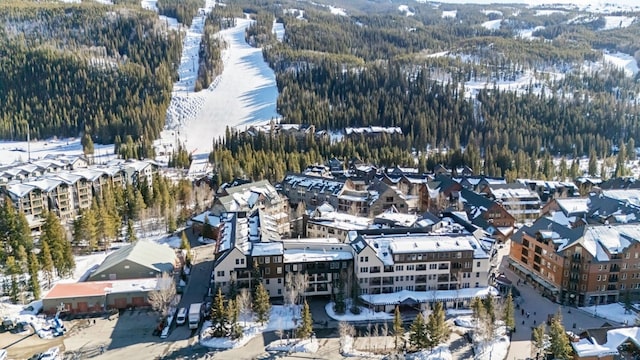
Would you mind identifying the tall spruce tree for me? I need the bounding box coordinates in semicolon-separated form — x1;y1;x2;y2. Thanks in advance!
409;312;427;350
253;282;271;325
40;241;54;290
549;313;572;360
298;300;313;339
211;288;228;337
532;323;547;359
503;290;515;332
27;252;41;300
180;231;192;264
6;256;19;304
393;306;404;350
425;302;450;350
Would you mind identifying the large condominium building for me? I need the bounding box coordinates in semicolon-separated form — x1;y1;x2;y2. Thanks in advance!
509;217;640;306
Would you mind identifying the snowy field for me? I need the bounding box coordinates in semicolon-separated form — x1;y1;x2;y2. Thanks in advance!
603;51;639;77
398;5;415;17
0;139;115;166
481;19;502;30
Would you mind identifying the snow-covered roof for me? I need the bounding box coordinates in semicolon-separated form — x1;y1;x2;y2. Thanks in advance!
556;198;589;214
283;248;352;263
309;209;372;231
374;210;420;227
491;187;539;200
6;183;35;198
251;242;283;256
282;174;344;195
344;126;402;135
26;178;63;192
572;327;640;358
602;189;640;206
360;287;498;305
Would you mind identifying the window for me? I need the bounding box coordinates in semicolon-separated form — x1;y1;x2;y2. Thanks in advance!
396;265;404;271
285;265;291;271
266;279;270;285
274;256;282;263
265;257;270;264
407;265;415;271
277;289;282;295
124;265;130;269
476;272;479;278
429;264;437;270
235;259;241;265
476;262;481;267
259;258;264;264
265;268;270;275
622;273;627;280
386;197;394;202
475;282;479;287
277;267;282;274
278;278;282;284
217;271;225;277
360;267;369;273
582;274;587;280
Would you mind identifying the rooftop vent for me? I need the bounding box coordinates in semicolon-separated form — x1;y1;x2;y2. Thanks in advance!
436;242;440;247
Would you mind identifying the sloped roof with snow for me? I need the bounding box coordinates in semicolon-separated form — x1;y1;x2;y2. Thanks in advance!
282;174;345;195
573;327;640;358
556;198;590;215
360;287;498;305
89;241;176;280
251;242;284;256
283;248;352;263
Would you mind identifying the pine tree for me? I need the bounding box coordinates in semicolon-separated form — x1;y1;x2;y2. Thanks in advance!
503;290;515;332
60;236;76;277
211;288;228;337
167;213;177;233
40;241;54;289
180;231;192;264
127;219;137;243
425;302;450;349
532;323;547;359
202;216;214;240
549;312;572;360
483;295;496;324
81;132;94;155
393;306;404;350
253;282;271;325
588;149;598;176
41;211;69;276
409;312;426;350
27;252;41;300
298;300;313;339
6;256;19;304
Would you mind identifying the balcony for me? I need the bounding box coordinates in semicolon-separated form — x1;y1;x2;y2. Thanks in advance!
610;265;620;273
382;287;394;294
437;274;449;282
370;278;381;286
384;266;394;273
416;275;427;283
370;267;381;274
416;264;427;271
608;275;619;283
571;253;582;262
607;284;617;291
415;285;427;291
382;277;394;285
438;264;449;270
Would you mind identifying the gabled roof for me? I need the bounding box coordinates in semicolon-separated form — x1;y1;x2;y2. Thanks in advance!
512;217;581;247
281;173;345;195
90;241;176;279
459;188;497;218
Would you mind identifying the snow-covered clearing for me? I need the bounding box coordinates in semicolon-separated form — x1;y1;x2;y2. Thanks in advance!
324;302;392;322
399;5;415;16
166;17;280;156
580;303;638;325
473;326;510;360
603;51;639;77
284;9;305;20
518;26;545;39
481;10;503;17
341;335;385;359
601;15;636;30
441;10;457;19
481;19;502;30
140;0;157;11
535;10;566;16
461;69;564;98
0;139;115;166
200;305;300;349
273;20;285;42
328;6;347;16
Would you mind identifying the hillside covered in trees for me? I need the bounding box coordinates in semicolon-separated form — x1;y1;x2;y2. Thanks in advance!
0;0;182;154
210;0;640;182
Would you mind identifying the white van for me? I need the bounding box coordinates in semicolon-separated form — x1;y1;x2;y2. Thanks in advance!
176;307;187;326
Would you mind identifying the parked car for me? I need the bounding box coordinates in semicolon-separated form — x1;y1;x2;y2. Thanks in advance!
38;346;59;360
176;308;187;326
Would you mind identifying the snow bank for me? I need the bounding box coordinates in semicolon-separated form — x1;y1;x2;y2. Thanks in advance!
580;303;638;325
0;139;114;166
328;6;347;16
266;338;319;353
325;302;392;322
200;305;300;349
601;16;636;30
341;335;385;359
407;346;452;360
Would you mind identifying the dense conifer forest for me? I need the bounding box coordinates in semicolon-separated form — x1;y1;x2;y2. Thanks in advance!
210;0;640;182
0;0;182;154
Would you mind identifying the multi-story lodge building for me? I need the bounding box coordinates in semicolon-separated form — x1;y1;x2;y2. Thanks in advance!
509;217;640;306
0;157;158;229
480;183;542;221
211;211;495;312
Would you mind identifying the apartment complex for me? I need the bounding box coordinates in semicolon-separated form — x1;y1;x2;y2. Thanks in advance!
510;217;640;306
1;157;157;229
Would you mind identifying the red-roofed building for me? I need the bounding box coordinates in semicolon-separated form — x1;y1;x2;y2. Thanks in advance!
43;278;162;315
